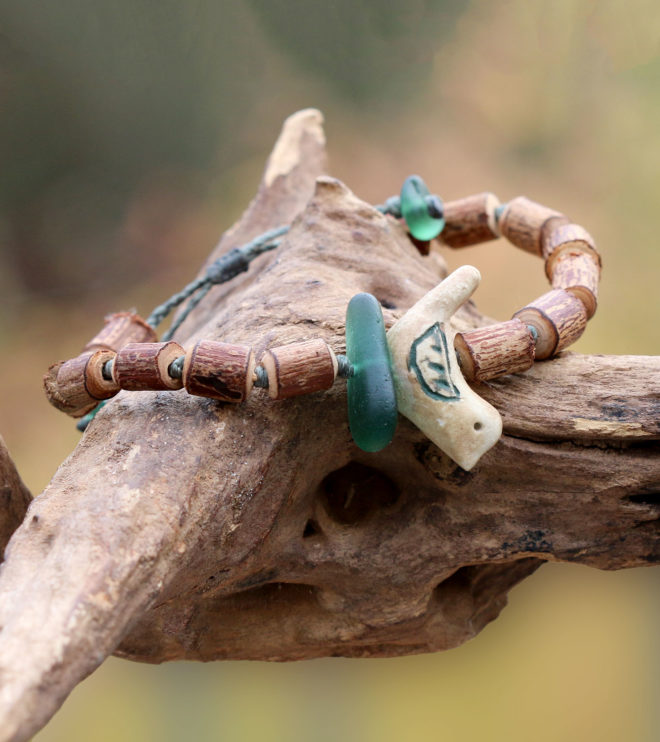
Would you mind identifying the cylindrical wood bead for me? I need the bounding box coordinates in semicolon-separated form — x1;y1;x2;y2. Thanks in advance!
543;223;601;280
261;339;338;400
114;342;185;391
550;251;600;319
440;192;500;248
84;312;157;352
498;196;568;256
47;350;120;418
84;349;121;399
454;319;535;382
44;361;76;415
513;289;588;360
183;340;255;403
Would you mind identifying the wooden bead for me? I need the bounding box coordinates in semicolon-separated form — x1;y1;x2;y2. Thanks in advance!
440;192;500;248
54;355;97;416
543;223;601;280
43;361;77;415
261;339;338;400
183;340;255;403
498;197;568;256
45;350;119;418
550;251;600;319
513;289;587;360
386;265;502;471
454;319;535;382
114;342;185;391
84;349;121;399
84;312;157;352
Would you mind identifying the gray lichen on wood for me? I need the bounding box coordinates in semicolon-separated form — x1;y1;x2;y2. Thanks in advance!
0;109;658;742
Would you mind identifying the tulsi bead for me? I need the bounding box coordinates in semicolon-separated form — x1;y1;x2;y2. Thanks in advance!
400;175;445;241
84;312;157;352
345;293;398;452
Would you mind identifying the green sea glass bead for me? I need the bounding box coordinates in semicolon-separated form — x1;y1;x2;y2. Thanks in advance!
400;175;445;241
345;293;398;452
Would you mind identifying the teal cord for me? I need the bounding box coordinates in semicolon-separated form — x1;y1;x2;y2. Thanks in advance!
76;400;107;431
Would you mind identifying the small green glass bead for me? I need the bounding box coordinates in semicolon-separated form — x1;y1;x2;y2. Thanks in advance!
400;175;445;241
345;293;398;452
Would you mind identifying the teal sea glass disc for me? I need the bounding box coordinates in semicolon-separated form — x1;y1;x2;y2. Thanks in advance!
345;293;398;452
400;175;445;241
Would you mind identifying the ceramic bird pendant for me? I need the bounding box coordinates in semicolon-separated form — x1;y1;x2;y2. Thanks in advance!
387;265;502;470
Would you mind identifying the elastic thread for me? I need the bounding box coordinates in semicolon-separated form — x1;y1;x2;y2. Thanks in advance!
168;356;185;379
102;359;114;381
145;226;289;331
253;365;269;388
336;355;354;378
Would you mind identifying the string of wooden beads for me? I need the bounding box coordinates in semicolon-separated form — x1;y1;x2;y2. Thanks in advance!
44;328;344;418
44;179;601;429
436;190;601;382
44;313;158;418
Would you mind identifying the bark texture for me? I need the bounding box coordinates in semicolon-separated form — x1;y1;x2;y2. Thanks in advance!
0;437;31;561
0;109;658;742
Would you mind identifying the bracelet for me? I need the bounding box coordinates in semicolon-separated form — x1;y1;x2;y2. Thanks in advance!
44;176;601;470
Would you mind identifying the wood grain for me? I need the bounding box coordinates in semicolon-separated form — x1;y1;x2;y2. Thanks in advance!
114;342;184;391
455;319;535;381
261;339;337;399
513;289;588;359
498;196;568;255
84;312;157;352
440;192;500;248
550;251;600;318
183;340;254;402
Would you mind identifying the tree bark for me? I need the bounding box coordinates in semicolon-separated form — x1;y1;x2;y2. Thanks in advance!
0;436;31;561
0;109;657;742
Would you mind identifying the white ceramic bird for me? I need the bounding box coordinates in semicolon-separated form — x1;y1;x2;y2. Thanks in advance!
387;265;503;470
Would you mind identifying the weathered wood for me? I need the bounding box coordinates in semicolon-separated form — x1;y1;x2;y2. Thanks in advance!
0;435;31;562
0;109;657;742
480;352;660;442
261;339;337;399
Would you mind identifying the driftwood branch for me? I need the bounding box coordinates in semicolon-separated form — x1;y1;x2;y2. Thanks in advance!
0;109;658;742
0;437;30;560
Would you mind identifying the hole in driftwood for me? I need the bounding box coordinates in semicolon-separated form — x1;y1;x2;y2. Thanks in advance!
434;566;475;597
321;462;399;525
628;491;660;508
303;519;321;538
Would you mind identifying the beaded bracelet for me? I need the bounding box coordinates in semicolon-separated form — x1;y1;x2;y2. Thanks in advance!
44;176;601;470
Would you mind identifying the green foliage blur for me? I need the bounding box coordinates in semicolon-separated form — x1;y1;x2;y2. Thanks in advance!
0;1;657;740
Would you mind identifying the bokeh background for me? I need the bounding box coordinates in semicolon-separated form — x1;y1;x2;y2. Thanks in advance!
0;0;658;739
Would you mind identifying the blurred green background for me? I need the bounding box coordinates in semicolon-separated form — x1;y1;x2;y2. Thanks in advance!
0;0;658;740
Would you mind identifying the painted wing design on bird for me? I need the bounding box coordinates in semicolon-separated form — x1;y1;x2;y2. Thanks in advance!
408;323;460;401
